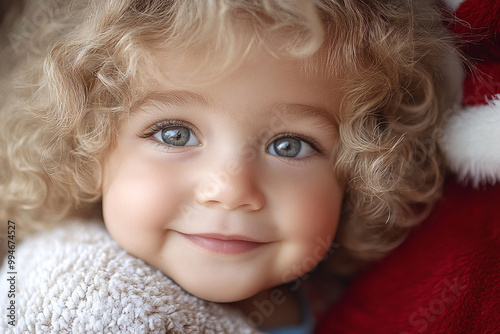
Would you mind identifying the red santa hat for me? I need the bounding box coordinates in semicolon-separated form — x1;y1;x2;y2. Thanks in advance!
315;4;500;333
440;0;500;186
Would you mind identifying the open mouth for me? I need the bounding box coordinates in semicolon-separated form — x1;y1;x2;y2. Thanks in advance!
180;233;267;254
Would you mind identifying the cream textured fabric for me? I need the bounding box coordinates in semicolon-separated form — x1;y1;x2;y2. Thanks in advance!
0;220;260;333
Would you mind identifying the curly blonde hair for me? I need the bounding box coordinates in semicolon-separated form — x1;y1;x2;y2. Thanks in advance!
0;0;462;261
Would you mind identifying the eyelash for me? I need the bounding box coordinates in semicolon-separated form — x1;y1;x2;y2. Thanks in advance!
140;119;199;151
141;120;195;138
140;120;325;159
270;133;324;155
266;133;324;165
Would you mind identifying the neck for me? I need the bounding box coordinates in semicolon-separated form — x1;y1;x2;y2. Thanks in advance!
229;285;303;329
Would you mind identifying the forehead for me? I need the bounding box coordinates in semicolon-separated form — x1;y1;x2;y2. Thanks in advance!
136;47;340;123
133;90;338;131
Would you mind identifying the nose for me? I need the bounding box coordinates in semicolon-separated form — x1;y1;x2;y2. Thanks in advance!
196;159;265;211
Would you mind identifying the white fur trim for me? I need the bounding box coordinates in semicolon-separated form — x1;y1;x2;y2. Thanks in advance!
441;0;466;11
441;97;500;186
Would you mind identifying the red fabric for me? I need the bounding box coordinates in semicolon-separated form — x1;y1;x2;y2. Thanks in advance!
316;178;500;334
449;0;500;105
316;1;500;332
450;0;500;61
462;61;500;106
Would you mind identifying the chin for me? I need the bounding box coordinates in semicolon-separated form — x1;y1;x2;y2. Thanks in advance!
180;279;265;303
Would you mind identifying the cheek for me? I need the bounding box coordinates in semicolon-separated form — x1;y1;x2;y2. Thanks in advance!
291;184;341;249
284;172;342;235
101;156;185;252
274;171;343;274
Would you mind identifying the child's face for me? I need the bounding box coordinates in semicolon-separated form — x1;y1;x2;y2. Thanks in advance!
102;49;343;302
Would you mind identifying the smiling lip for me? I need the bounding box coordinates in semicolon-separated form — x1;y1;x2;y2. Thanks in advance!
180;233;267;254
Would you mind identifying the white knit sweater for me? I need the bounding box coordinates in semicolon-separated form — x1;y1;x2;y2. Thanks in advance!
0;220;260;333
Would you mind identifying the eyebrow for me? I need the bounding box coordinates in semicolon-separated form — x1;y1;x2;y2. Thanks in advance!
271;103;338;127
134;90;213;111
133;90;338;127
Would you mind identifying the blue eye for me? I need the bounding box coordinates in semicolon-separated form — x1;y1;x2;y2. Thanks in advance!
267;137;315;158
153;126;200;147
